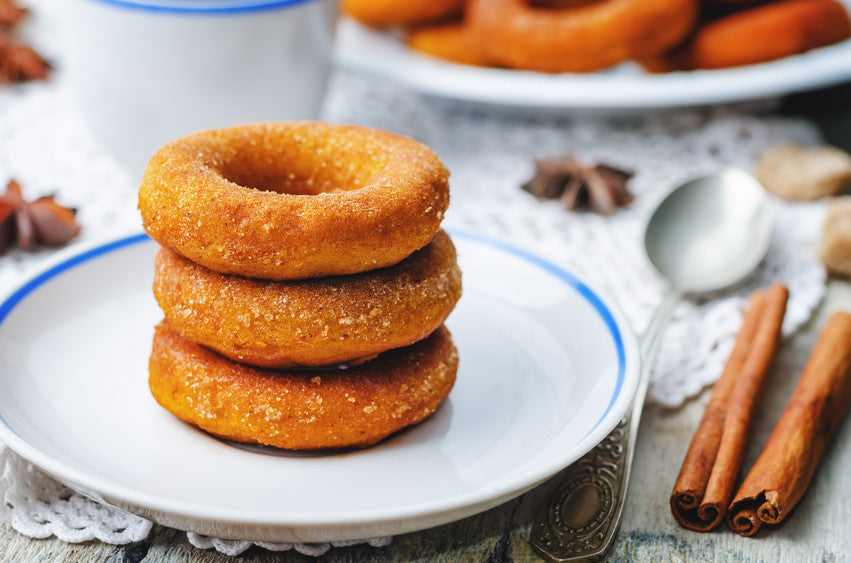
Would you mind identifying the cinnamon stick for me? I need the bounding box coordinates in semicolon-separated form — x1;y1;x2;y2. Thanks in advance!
670;283;788;531
728;311;851;537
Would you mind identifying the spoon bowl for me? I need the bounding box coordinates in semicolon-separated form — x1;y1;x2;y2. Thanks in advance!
644;168;773;294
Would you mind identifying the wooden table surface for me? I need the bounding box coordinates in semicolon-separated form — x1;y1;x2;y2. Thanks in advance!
2;85;850;563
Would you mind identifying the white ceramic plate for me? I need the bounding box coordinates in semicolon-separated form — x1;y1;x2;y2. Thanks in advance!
335;15;851;111
0;230;639;542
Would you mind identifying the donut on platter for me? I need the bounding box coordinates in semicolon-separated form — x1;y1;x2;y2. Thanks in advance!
464;0;699;73
342;0;465;27
662;0;851;70
406;21;491;67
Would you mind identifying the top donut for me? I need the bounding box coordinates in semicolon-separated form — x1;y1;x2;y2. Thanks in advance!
138;122;450;280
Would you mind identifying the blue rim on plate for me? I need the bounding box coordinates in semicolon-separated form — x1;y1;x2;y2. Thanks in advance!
0;229;628;443
449;228;626;437
0;229;638;539
0;233;149;326
81;0;319;15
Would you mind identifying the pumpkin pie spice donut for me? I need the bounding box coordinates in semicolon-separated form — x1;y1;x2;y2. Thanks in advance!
406;21;493;67
138;122;450;280
675;0;851;70
465;0;698;73
153;230;462;369
149;320;459;450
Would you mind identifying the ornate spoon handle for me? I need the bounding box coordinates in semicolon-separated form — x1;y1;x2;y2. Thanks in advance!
530;290;679;562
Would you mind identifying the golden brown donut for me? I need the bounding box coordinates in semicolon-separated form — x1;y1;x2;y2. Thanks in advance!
342;0;465;27
406;21;493;67
465;0;698;73
138;122;450;280
153;230;462;369
668;0;850;70
148;320;458;450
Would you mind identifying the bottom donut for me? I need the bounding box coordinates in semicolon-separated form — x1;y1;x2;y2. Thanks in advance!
148;320;458;450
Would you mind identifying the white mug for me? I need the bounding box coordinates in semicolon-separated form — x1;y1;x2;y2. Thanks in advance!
56;0;338;179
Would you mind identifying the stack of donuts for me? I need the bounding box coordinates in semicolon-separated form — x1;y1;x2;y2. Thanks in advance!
342;0;851;73
138;122;462;450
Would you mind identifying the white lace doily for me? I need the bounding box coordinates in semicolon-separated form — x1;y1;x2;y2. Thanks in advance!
0;2;829;553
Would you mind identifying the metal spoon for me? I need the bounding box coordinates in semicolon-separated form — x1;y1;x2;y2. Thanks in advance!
531;168;773;562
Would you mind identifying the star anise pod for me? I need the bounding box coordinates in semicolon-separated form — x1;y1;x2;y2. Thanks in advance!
0;0;27;29
0;37;50;83
0;179;81;253
522;155;634;215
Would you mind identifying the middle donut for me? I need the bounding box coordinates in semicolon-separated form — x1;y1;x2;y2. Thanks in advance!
153;230;462;369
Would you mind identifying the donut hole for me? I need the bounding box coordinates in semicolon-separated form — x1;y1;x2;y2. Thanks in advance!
212;130;393;196
218;161;335;196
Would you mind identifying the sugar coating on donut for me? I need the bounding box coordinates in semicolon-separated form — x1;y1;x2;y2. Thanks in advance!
148;320;458;450
153;230;462;368
138;122;450;280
